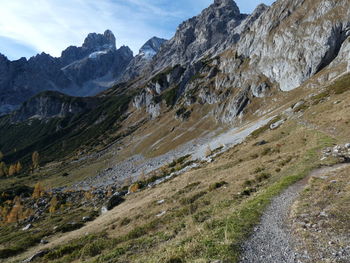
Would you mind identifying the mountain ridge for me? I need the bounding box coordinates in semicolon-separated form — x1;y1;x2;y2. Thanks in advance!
0;31;166;116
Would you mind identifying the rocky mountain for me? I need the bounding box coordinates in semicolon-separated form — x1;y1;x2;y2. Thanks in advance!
139;37;167;59
10;91;100;123
1;1;350;262
1;0;349;160
131;0;350;123
151;0;248;71
119;37;167;82
0;30;133;116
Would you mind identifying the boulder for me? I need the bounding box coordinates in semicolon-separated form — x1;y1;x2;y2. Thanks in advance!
270;119;285;130
22;224;32;231
106;193;125;210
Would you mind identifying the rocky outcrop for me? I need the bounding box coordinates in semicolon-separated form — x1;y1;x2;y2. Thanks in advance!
10;91;100;122
119;37;167;83
151;0;247;71
235;0;350;91
0;30;133;116
139;37;167;59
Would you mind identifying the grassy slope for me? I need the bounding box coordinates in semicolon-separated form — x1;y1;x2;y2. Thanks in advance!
11;120;332;263
3;73;350;262
291;165;350;262
0;88;134;168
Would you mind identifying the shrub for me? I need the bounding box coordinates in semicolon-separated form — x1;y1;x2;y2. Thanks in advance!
193;211;211;223
208;181;228;191
180;191;207;205
255;173;271;183
243;180;254;187
166;257;183;263
120;217;131;226
240;187;257;196
254;167;265;174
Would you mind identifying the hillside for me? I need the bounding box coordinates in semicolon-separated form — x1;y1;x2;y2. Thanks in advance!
0;0;350;262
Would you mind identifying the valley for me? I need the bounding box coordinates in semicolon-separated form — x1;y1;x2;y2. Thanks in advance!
0;0;350;262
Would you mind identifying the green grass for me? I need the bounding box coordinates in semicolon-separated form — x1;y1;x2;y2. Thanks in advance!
191;133;335;262
17;127;335;263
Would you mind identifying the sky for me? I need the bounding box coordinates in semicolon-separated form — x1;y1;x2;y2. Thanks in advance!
0;0;275;60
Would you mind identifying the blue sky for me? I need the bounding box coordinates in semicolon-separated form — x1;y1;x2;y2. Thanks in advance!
0;0;274;60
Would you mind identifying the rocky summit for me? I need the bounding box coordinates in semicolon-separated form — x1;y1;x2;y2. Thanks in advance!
1;0;350;263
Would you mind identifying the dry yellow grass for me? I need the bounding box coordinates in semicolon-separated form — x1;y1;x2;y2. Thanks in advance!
291;164;350;263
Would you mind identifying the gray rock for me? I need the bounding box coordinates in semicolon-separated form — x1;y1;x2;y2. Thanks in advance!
151;0;247;71
292;101;306;110
105;193;125;211
82;216;91;222
40;239;49;244
119;37;167;83
10;91;100;122
22;224;32;231
22;250;49;263
270;119;285;130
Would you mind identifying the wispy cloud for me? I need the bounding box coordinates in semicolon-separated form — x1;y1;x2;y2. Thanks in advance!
0;0;274;60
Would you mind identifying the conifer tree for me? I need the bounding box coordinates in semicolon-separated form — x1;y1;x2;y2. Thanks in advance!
49;196;59;214
32;182;44;199
8;164;16;176
0;162;7;177
15;161;22;174
7;197;23;223
32;151;40;169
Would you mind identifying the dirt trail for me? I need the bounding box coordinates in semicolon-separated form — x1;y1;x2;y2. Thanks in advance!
239;163;350;263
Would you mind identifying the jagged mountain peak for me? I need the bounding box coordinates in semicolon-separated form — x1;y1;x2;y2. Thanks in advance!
213;0;239;9
139;37;167;59
151;0;246;71
82;29;116;51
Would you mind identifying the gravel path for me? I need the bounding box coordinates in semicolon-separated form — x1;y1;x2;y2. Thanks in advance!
239;180;306;263
240;164;350;263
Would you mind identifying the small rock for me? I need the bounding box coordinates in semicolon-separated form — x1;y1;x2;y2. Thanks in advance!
156;211;166;217
157;200;165;205
254;140;268;146
319;211;328;217
345;143;350;149
22;224;32;231
40;239;49;245
82;216;91;222
101;206;108;214
330;180;337;184
270;119;285;130
292;100;305;110
105;193;125;210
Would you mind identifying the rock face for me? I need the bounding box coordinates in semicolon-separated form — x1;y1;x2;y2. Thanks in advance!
119;37;167;82
235;0;350;91
10;91;100;122
151;0;247;71
132;0;350;124
2;0;350;128
139;37;167;59
0;30;133;116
